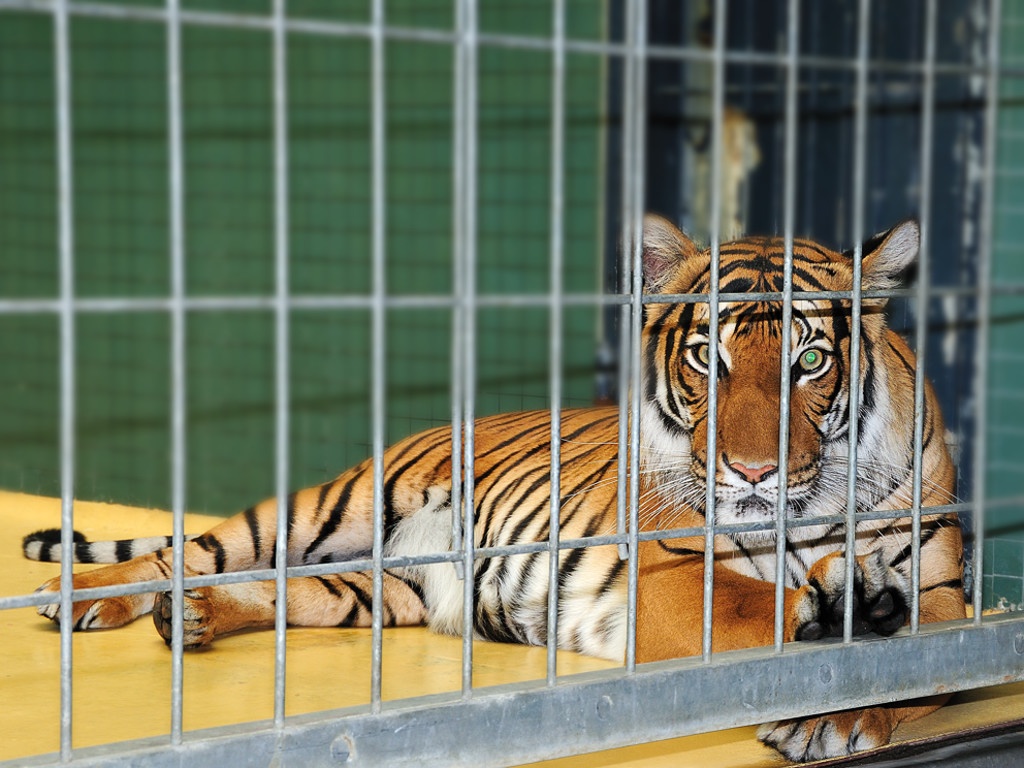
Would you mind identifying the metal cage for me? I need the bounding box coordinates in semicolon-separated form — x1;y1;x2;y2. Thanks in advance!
1;0;1023;766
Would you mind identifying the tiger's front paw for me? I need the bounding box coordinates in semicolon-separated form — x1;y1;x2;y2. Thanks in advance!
153;588;218;650
35;575;154;630
758;707;895;762
789;550;908;641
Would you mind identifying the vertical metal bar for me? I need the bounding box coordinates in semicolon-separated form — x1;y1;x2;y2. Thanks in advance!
615;342;629;557
623;0;647;674
271;0;290;729
618;0;633;661
166;0;187;743
448;0;466;583
626;0;648;669
617;0;637;672
458;0;479;699
53;0;76;759
368;0;387;714
909;0;938;634
702;0;726;663
801;3;820;235
844;0;871;643
615;374;630;559
774;0;800;652
546;0;566;687
972;0;1002;624
615;3;637;568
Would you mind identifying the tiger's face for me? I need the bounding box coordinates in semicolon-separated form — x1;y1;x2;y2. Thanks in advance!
638;216;919;533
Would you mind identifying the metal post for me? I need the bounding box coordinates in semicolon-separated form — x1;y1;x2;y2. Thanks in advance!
774;0;800;652
702;0;726;663
166;0;187;742
457;0;479;699
546;0;566;687
449;0;467;584
369;0;387;714
271;0;291;729
972;0;1003;623
616;0;639;570
53;0;76;759
910;0;938;634
623;0;648;674
843;0;871;643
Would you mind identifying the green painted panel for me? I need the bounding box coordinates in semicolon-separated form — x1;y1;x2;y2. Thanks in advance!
985;0;1024;606
0;14;57;300
0;5;605;515
74;17;169;299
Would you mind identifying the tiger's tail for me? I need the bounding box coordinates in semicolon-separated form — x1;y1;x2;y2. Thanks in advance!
22;528;199;564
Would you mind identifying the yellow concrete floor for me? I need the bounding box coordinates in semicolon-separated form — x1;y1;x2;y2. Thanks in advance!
1;491;1022;767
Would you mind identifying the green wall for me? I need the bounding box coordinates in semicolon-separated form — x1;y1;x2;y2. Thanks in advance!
983;0;1024;610
0;3;607;515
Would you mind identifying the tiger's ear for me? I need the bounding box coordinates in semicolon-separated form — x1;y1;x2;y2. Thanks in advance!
848;219;920;291
641;214;699;292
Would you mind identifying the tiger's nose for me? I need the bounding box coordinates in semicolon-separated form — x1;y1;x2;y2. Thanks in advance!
729;461;777;484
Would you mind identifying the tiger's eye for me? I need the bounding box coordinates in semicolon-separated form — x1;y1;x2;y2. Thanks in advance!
799;348;826;372
696;343;710;366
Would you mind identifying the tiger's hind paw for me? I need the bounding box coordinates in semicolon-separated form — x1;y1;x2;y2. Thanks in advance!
758;708;895;762
153;588;217;650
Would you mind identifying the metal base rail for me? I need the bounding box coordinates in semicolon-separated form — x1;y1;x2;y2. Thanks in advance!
9;612;1024;768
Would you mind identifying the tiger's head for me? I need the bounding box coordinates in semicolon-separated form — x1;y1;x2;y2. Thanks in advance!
638;215;927;534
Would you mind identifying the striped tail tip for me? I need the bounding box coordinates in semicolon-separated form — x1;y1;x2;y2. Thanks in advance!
22;528;198;564
22;529;88;562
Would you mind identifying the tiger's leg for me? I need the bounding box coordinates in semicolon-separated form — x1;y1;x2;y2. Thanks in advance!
759;521;967;761
755;548;930;761
635;540;834;661
636;540;936;762
34;473;382;630
151;571;428;649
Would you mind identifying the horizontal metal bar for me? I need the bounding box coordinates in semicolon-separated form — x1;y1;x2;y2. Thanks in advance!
7;536;629;611
0;0;456;44
8;613;1024;768
645;285;999;305
0;295;456;314
0;282;1018;317
2;0;1023;80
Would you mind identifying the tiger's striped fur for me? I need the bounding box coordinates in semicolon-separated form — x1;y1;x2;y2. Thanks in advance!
27;216;964;761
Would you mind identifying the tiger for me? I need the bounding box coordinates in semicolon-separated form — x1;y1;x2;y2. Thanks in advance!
24;215;965;762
